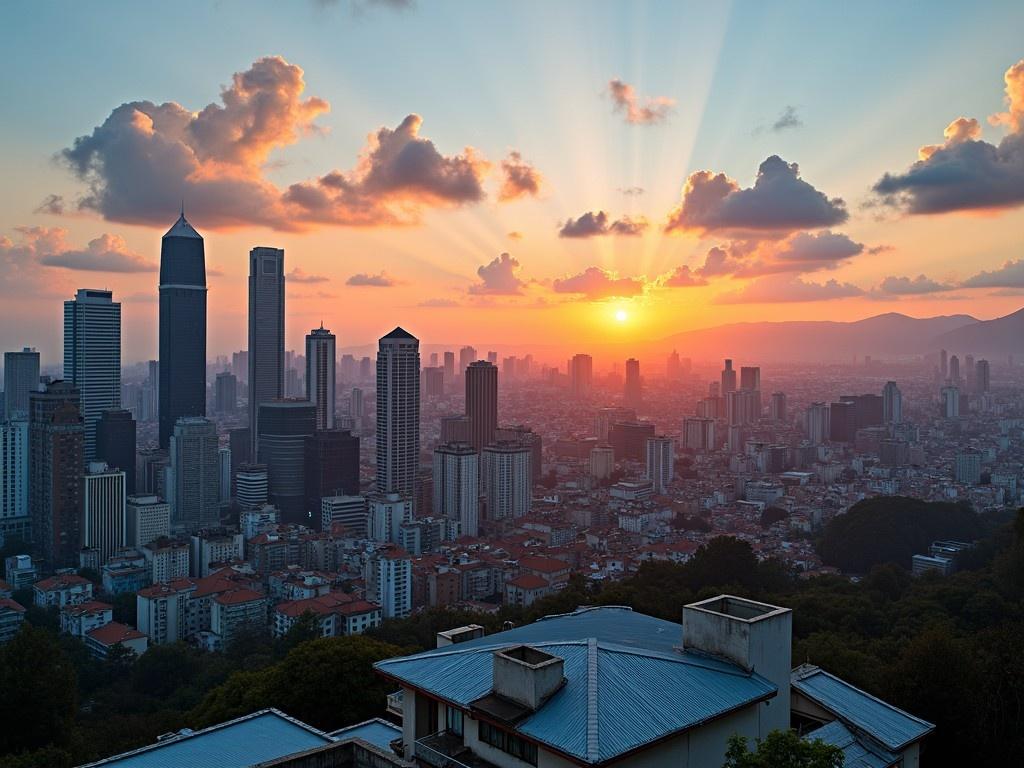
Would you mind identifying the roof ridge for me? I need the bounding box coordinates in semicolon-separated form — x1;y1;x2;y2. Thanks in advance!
802;667;936;730
586;638;599;763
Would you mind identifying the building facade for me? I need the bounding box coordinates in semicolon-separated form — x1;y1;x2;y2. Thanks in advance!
248;246;286;456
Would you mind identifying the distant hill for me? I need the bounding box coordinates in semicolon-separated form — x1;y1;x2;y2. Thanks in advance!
931;307;1024;360
652;312;978;362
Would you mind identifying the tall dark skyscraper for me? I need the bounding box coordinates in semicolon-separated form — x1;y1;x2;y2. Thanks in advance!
64;288;121;459
214;371;238;415
721;359;737;394
465;360;498;452
624;358;642;408
376;328;420;505
305;429;359;526
29;381;84;568
96;408;137;495
248;247;286;455
159;213;207;448
306;324;336;430
3;347;39;419
257;399;315;525
739;366;760;392
570;354;593;398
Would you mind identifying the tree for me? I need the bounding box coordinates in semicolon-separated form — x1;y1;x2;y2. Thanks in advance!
723;731;843;768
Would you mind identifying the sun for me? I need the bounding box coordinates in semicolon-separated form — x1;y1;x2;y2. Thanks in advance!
614;309;629;323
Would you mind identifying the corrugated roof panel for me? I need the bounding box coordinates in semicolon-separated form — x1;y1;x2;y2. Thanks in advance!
792;668;934;751
77;710;331;768
806;720;898;768
330;718;402;751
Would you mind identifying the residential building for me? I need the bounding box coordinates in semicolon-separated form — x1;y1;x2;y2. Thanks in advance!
60;600;113;638
85;621;148;659
366;545;412;619
190;531;244;577
369;493;414;544
82;461;127;562
433;442;480;538
0;418;30;544
645;436;674;495
137;579;197;645
33;573;93;608
0;598;25;644
169;417;220;532
125;495;170;549
482;441;532;521
141;538;190;583
376;328;421;506
210;588;267;649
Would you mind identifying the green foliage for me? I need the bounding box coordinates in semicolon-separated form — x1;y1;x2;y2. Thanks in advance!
818;496;982;572
723;731;843;768
0;745;73;768
110;591;137;626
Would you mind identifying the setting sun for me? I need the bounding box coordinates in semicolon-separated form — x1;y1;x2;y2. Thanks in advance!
614;309;629;323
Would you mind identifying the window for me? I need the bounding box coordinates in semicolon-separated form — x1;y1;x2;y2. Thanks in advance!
478;721;537;766
446;707;464;737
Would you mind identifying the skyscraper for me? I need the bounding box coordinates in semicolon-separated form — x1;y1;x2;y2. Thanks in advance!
214;372;238;415
422;367;444;398
482;441;531;521
169;417;220;532
570;354;593;398
941;385;960;419
495;425;543;481
0;418;30;544
976;359;991;393
305;324;336;430
376;328;420;505
683;417;716;452
666;350;681;380
645;436;675;495
82;461;126;563
949;354;960;384
3;347;39;419
159;212;207;448
248;247;286;455
465;360;498;452
64;288;121;459
433;442;480;538
304;429;359;525
458;346;476;377
739;366;760;392
805;402;830;445
769;392;787;422
443;351;455;382
940;348;948;380
624;358;642;408
257;400;316;525
721;359;737;394
96;409;137;495
882;381;902;424
30;381;84;568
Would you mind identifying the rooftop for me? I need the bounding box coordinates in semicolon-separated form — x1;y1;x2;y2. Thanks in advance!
375;606;776;764
86;622;145;646
162;212;202;240
328;718;402;751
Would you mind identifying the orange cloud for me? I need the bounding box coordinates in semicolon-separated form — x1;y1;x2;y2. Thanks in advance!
498;151;543;201
608;79;675;125
553;266;645;300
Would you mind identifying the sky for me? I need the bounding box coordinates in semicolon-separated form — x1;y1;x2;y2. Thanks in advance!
2;0;1024;365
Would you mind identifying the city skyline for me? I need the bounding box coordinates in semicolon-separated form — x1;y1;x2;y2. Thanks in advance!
2;2;1024;362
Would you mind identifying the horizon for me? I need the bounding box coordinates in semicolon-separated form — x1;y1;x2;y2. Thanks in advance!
2;1;1024;363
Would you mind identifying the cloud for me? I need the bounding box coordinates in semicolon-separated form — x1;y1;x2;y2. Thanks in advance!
498;151;542;201
872;60;1024;215
875;274;955;295
287;267;329;283
608;79;675;125
659;265;708;287
962;259;1024;288
619;186;645;196
866;244;894;255
765;230;863;272
691;231;862;278
559;210;648;238
60;57;489;231
419;297;459;307
715;274;863;304
507;231;523;240
37;232;156;272
469;252;525;295
553;266;644;300
347;271;399;287
771;106;802;132
35;194;66;215
665;155;847;235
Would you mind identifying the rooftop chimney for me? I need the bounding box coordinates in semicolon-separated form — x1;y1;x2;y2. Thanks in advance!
683;595;792;739
436;624;485;648
492;645;565;711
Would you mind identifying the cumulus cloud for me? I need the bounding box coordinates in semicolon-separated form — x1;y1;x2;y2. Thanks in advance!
37;232;156;272
347;272;399;287
469;252;525;295
715;274;863;304
553;266;645;300
608;79;675;125
765;230;863;271
771;105;802;132
559;211;648;238
665;155;848;235
691;231;862;279
60;57;489;230
874;274;955;295
659;265;708;287
287;267;329;283
873;60;1024;215
498;151;542;201
962;259;1024;288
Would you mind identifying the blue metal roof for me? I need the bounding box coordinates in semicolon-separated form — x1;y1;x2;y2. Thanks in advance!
375;608;777;764
330;718;402;751
805;720;898;768
792;666;934;752
77;709;333;768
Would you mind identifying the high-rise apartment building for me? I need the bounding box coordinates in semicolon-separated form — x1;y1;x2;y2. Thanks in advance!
159;213;207;448
882;381;902;424
955;450;982;485
941;386;960;419
96;409;136;495
975;359;990;393
443;351;455;382
769;392;787;422
82;462;126;563
169;417;220;532
645;436;675;495
422;367;444;398
257;400;316;525
30;381;84;568
458;346;476;377
125;495;170;549
727;389;761;426
569;354;593;398
306;324;336;430
0;418;30;543
739;366;760;392
366;546;412;619
609;420;656;461
805;402;831;445
590;445;615;479
248;247;286;455
721;359;737;394
482;441;531;521
466;361;498;452
3;347;39;418
495;425;542;481
376;328;420;505
683;417;716;452
368;493;414;544
624;358;642;408
433;442;480;538
64;288;121;459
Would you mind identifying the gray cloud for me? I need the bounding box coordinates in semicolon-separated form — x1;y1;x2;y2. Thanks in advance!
499;151;542;201
347;272;399;287
288;267;329;283
876;274;955;295
469;252;525;295
559;210;648;238
771;106;802;132
962;259;1024;288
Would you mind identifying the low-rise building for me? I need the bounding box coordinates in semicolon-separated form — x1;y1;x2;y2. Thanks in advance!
33;573;94;608
0;597;25;643
208;588;267;650
61;600;113;638
84;621;148;659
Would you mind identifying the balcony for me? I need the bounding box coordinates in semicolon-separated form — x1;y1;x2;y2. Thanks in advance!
414;732;498;768
387;689;404;718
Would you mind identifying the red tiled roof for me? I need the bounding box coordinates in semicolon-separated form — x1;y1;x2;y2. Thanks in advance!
34;573;91;591
0;597;25;613
86;621;145;646
518;556;570;574
338;599;380;616
61;600;112;616
507;574;548;590
214;588;264;606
